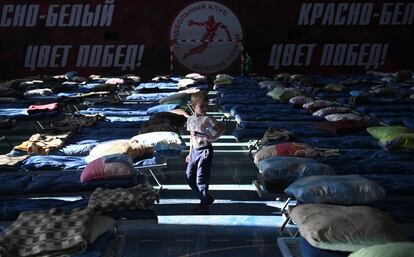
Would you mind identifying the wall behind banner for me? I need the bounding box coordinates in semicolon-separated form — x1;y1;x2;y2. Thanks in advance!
0;0;413;80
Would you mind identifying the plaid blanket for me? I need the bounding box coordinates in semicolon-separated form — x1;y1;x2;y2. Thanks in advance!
0;207;94;257
88;184;158;213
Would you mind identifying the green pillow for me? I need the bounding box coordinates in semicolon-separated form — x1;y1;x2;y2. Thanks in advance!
367;126;410;141
348;242;414;257
367;126;414;151
267;87;302;103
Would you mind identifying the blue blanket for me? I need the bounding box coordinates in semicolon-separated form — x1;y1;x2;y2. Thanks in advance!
0;171;140;195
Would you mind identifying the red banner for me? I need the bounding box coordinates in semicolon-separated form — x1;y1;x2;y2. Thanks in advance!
0;0;412;79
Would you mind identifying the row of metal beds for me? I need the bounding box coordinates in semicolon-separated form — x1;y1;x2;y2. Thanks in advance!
212;73;414;256
0;73;205;256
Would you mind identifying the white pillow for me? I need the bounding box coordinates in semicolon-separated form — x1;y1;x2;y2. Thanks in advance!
325;113;362;122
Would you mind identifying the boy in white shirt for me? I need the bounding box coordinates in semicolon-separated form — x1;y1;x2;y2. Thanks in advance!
186;92;225;213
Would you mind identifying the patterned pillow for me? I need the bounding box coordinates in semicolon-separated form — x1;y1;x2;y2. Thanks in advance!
324;113;362;122
290;204;407;252
348;243;414;257
254;142;318;164
284;175;386;204
312;107;351;117
81;154;135;183
256;156;334;181
303;100;335;110
289;96;313;106
131;131;186;156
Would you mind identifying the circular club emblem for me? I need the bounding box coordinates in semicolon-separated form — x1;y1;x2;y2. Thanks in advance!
170;1;243;74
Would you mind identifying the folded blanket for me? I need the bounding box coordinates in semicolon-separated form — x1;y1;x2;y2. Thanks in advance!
14;132;72;155
88;184;158;213
0;207;94;257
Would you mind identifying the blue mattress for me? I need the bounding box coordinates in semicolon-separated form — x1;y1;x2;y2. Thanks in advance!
300;135;379;149
230;104;304;116
334;160;414;175
0;171;140;195
235;113;322;123
214;96;276;105
356;105;414;113
363;174;414;195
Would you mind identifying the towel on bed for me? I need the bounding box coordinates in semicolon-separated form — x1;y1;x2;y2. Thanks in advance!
14;132;72;155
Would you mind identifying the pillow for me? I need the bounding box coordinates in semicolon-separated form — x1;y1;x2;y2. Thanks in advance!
367;126;411;140
146;104;179;114
324;113;362;122
178;78;196;88
290;204;407;252
261;128;295;145
131;131;186;156
81;154;135;183
254;142;318;164
214;74;234;86
289;96;313;106
303;100;335;110
256;156;335;181
284;175;386;204
87;140;154;163
267;87;302;103
314;120;366;134
312;107;351;117
367;126;414;150
323;84;346;92
258;80;284;90
348;242;414;257
381;133;414;151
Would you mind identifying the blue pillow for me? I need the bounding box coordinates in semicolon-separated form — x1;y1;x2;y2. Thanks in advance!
146;104;179;114
299;237;350;257
256;156;334;182
284;175;386;204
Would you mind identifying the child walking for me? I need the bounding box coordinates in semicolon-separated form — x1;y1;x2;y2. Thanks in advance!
186;91;225;213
